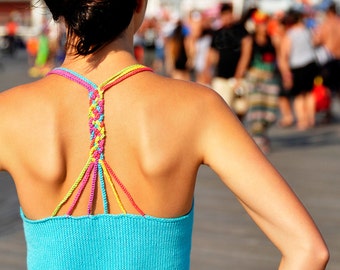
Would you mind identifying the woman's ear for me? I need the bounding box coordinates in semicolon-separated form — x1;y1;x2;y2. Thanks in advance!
133;0;147;33
135;0;146;13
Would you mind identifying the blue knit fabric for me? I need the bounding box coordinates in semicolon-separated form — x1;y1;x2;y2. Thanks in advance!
21;208;194;270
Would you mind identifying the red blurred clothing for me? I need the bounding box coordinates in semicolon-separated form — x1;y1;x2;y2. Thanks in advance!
6;21;18;36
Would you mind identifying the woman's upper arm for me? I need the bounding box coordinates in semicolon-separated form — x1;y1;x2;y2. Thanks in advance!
0;92;7;171
0;89;18;172
277;36;293;89
234;35;253;79
198;93;326;259
278;36;291;69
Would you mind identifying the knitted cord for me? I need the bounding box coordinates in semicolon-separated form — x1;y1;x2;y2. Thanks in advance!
48;64;152;216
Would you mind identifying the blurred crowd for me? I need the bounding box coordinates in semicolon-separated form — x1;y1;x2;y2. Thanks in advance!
1;1;340;154
25;19;67;78
1;15;66;77
132;1;340;153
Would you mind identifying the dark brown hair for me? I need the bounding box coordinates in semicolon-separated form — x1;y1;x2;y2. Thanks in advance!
281;9;302;27
220;3;233;13
44;0;138;55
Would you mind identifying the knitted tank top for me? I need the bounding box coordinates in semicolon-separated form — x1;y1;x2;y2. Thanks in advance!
20;64;194;270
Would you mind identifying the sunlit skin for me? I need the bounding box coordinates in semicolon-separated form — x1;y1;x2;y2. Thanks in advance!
0;0;329;269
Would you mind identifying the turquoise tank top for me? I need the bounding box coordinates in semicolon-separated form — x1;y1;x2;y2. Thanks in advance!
20;64;194;270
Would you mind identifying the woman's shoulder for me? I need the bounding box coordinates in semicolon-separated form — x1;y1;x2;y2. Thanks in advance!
0;84;29;121
148;74;236;134
0;78;68;176
135;72;233;131
150;73;223;104
0;79;54;144
0;82;39;170
0;80;47;118
148;74;228;117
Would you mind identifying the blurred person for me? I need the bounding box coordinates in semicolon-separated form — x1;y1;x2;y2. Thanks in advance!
165;20;191;80
314;3;340;96
278;9;319;130
188;10;213;85
277;84;295;128
28;25;50;78
47;20;67;67
194;28;213;85
35;28;50;69
245;11;281;154
266;12;295;128
133;27;145;63
55;22;67;66
267;11;286;45
0;0;329;269
142;18;158;68
26;36;39;67
206;3;252;119
152;15;170;75
271;13;295;128
5;17;18;56
47;20;60;67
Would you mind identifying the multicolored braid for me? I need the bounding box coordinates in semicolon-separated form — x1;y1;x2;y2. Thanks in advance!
47;64;153;217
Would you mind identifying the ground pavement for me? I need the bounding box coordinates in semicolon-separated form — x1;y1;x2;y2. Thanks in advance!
0;50;339;269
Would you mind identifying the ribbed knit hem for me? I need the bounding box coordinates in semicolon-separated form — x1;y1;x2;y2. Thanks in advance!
21;209;194;270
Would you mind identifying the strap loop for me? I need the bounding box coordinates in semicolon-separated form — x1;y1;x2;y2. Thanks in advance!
48;64;152;216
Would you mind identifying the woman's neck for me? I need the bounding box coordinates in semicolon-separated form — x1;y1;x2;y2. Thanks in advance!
255;32;267;45
61;38;139;82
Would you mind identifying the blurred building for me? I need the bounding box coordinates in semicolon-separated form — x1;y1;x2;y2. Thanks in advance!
245;0;340;13
0;0;30;21
146;0;340;17
146;0;244;18
0;0;46;39
0;0;338;39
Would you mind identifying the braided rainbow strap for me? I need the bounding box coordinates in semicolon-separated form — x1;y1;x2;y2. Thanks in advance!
48;64;152;217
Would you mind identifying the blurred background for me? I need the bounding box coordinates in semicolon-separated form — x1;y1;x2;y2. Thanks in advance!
1;0;340;269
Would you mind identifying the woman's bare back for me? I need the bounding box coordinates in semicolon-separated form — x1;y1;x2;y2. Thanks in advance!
0;68;216;220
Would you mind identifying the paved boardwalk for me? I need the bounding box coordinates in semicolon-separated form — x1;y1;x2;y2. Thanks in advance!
1;50;340;269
